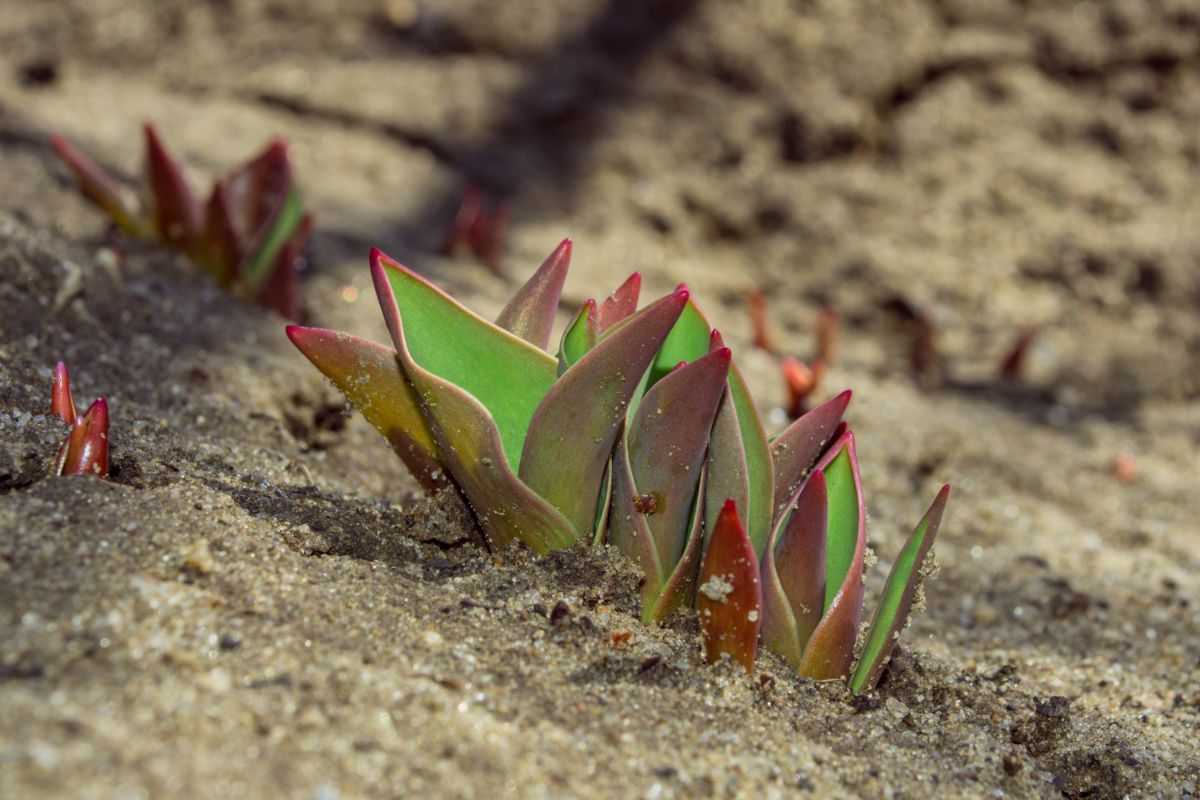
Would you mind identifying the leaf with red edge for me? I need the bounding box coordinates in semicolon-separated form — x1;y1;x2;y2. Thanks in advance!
519;288;688;534
144;125;202;255
609;430;667;612
49;134;145;235
258;212;311;319
286;326;447;492
850;484;950;694
371;252;575;552
797;433;866;680
203;183;241;286
495;239;572;350
51;361;76;425
770;390;851;522
620;347;731;572
760;470;827;668
56;398;109;478
698;500;761;671
597;272;641;332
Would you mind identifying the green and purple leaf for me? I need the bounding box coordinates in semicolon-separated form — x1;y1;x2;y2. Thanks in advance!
697;500;762;671
49;134;144;236
144;125;202;255
518;288;688;533
257;212;311;319
371;248;557;469
495;239;572;350
770;390;851;521
372;251;575;552
797;433;866;680
285;326;447;492
760;470;827;668
51;361;76;425
558;300;599;373
609;430;667;612
849;484;950;694
623;347;731;571
55;397;109;478
597;272;641;332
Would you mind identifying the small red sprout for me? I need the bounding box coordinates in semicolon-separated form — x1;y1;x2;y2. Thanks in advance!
782;356;825;420
442;185;507;275
999;327;1038;382
51;362;109;478
748;288;775;353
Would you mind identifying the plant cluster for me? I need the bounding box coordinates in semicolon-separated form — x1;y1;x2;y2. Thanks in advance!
51;125;312;319
50;362;109;478
289;241;949;692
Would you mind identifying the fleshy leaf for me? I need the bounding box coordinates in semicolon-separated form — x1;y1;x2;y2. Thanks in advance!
609;430;667;611
372;248;558;470
286;326;446;492
241;186;305;293
624;347;731;571
519;289;688;533
372;254;575;553
797;433;866;680
49;134;144;235
770;390;851;521
647;292;710;386
56;398;109;478
495;238;572;349
144;125;202;255
557;300;598;374
645;464;707;623
203;183;241;286
51;361;76;425
849;484;950;694
761;470;827;668
697;500;762;671
596;272;641;332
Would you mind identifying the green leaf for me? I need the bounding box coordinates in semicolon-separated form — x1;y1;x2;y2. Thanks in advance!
648;293;710;386
557;300;598;374
697;500;761;672
372;249;558;470
519;289;688;533
624;347;731;571
770;390;851;523
850;484;950;694
608;428;666;606
797;432;866;681
286;326;447;492
371;256;576;552
241;186;305;292
760;470;827;669
495;238;572;350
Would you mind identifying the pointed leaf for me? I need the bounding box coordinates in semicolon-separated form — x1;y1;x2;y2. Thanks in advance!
797;433;866;680
626;347;730;571
646;464;707;623
764;471;827;668
57;398;109;478
257;212;311;319
702;328;773;556
144;125;202;254
850;485;950;694
372;249;558;470
557;300;598;374
51;361;76;425
49;134;145;235
698;500;761;671
597;272;641;332
609;429;668;609
495;239;572;349
441;185;484;254
286;326;447;492
770;390;851;521
372;255;576;553
647;292;710;387
241;186;305;293
203;183;241;286
519;289;688;533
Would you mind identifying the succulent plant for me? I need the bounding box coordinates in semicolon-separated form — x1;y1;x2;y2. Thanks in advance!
289;241;949;691
50;362;109;478
50;124;312;319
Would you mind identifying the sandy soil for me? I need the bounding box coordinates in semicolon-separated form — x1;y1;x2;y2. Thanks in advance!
1;1;1198;797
